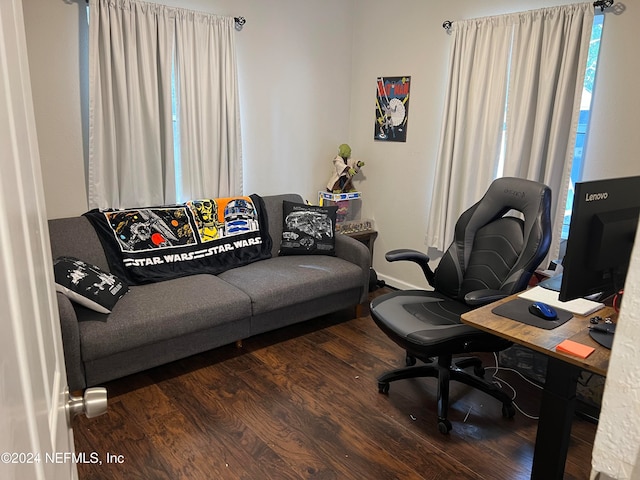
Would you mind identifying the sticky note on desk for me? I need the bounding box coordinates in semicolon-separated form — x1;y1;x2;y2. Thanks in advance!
556;339;595;358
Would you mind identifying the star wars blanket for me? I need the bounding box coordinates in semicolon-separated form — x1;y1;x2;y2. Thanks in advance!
84;194;272;285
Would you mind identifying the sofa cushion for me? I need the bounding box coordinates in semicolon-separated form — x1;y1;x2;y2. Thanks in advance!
279;201;338;256
218;255;363;315
54;256;128;313
49;216;111;272
76;274;251;361
260;193;305;257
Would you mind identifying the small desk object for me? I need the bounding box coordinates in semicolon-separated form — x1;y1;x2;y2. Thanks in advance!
461;294;614;480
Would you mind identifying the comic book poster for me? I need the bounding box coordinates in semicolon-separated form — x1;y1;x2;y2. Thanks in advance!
374;76;410;142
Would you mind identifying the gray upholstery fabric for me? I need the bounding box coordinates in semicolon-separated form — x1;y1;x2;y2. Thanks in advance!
48;216;110;272
259;193;370;303
56;292;85;389
260;193;303;257
48;193;370;390
219;255;363;315
83;318;249;386
334;233;371;303
250;288;361;336
76;274;251;360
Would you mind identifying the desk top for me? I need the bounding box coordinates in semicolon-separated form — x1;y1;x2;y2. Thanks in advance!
461;295;615;377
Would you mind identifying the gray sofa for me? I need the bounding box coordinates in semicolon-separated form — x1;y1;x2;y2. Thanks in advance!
49;194;371;391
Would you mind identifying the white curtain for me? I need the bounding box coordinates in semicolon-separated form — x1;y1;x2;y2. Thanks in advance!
503;4;594;264
88;0;242;210
174;12;242;201
426;3;594;262
425;16;513;251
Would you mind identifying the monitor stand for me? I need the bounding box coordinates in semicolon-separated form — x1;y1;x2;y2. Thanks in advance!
538;273;563;292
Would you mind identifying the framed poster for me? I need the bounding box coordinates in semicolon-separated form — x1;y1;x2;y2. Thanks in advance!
374;76;410;142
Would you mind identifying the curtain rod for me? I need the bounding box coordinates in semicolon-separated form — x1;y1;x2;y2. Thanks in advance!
443;0;613;32
83;1;246;30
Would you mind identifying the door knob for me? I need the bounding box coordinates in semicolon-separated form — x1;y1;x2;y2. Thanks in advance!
65;387;108;421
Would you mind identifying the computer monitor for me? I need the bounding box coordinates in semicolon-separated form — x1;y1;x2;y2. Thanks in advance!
559;175;640;302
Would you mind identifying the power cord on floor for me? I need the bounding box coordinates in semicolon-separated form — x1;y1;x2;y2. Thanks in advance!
484;352;542;420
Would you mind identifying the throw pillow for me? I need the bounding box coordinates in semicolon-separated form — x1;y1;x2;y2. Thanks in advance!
54;256;128;313
279;201;337;256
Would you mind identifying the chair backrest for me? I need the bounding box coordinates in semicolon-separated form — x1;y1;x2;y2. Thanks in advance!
433;177;552;301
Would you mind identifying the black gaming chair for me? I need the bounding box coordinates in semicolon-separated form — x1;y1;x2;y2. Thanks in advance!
371;177;552;433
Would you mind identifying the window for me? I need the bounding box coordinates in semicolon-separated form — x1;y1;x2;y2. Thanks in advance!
562;14;604;239
496;14;603;241
87;3;242;209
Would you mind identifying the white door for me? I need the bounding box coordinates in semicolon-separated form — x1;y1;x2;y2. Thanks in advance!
0;0;76;478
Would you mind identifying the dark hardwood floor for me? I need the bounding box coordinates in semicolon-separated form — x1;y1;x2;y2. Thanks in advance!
72;288;597;479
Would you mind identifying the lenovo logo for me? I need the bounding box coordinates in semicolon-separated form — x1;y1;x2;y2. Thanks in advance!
585;192;608;202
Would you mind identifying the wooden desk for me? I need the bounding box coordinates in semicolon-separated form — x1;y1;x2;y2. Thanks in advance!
461;295;615;480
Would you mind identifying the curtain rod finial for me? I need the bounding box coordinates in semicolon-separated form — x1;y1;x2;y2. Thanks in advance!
594;0;614;11
234;17;246;31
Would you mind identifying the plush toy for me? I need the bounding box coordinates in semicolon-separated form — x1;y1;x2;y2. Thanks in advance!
326;144;365;193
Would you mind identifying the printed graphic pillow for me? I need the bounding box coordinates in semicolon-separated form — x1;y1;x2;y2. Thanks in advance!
279;201;337;256
54;256;128;313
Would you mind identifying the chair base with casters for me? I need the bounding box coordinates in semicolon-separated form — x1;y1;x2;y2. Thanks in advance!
371;290;516;434
371;177;552;434
376;353;516;434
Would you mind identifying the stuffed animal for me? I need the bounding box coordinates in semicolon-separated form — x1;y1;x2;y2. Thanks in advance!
326;144;365;193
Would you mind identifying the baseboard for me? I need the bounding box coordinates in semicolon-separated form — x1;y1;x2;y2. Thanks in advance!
376;273;424;292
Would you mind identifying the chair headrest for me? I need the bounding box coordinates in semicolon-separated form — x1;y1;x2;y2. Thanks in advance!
459;176;552;273
473;177;550;222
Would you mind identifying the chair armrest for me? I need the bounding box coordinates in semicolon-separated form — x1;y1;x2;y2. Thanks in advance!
56;292;86;391
385;248;435;286
464;289;509;307
335;234;372;303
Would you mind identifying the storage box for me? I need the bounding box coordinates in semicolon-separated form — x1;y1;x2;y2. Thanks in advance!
499;345;605;416
318;191;362;225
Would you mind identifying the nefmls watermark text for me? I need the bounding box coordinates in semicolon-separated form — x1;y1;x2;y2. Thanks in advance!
2;451;125;465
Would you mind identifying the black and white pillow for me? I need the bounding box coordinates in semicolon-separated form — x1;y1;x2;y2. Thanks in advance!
54;256;128;313
279;201;337;256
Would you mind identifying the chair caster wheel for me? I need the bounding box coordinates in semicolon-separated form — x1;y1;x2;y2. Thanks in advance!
502;404;516;419
437;418;452;434
378;382;390;394
405;354;417;366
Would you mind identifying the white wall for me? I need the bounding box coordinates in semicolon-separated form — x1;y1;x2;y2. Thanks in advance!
24;0;640;270
22;0;640;478
348;0;640;290
591;226;640;479
24;0;89;217
346;6;640;476
582;2;640;182
23;0;355;219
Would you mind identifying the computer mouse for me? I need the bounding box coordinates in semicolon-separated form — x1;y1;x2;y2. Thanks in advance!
528;301;558;320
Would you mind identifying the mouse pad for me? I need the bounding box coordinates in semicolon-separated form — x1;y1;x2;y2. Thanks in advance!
491;298;573;330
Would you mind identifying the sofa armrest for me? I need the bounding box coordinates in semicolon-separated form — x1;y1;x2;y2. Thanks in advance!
334;234;371;303
56;292;86;391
